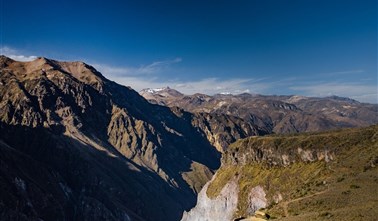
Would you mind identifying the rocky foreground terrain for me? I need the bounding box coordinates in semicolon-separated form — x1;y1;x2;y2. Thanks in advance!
141;87;378;136
182;125;378;221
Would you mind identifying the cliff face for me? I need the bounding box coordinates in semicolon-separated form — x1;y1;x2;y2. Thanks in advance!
183;125;378;221
0;56;222;221
222;134;336;167
190;112;263;152
181;178;239;221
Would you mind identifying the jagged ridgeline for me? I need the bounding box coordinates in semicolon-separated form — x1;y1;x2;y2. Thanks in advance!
0;55;232;221
140;86;378;135
182;125;378;221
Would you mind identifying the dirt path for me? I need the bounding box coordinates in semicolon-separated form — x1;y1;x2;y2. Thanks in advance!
282;189;328;217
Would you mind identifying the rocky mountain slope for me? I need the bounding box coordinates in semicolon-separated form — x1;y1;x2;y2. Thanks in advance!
140;88;378;135
1;55;376;221
141;88;266;152
0;55;228;221
182;125;378;221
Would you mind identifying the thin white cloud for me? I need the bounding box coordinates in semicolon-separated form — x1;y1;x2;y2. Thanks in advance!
138;57;182;74
94;58;273;95
92;59;270;96
317;70;365;76
92;63;133;76
290;83;377;103
172;78;268;95
92;57;182;77
108;75;271;96
96;62;377;103
95;58;269;96
0;46;37;61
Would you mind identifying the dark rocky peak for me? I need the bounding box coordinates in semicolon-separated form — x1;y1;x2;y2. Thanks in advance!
0;55;14;68
185;93;211;102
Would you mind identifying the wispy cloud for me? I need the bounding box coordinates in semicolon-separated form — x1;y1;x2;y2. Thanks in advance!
0;46;37;61
290;83;377;103
95;61;377;103
138;57;182;74
319;70;365;76
93;59;272;95
107;74;271;96
92;58;182;78
172;78;269;95
92;64;133;76
92;57;182;77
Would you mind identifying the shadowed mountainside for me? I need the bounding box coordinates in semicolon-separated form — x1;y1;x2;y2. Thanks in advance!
0;55;226;221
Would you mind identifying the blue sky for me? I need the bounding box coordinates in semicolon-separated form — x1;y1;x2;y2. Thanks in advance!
1;0;377;103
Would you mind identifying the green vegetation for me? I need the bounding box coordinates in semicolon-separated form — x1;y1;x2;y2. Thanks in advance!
207;125;378;220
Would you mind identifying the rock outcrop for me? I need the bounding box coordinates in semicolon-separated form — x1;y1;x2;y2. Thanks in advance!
191;112;263;152
181;175;239;221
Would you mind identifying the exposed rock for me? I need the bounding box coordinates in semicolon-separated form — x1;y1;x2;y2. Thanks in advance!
223;135;337;167
191;112;263;152
181;176;239;221
247;186;267;215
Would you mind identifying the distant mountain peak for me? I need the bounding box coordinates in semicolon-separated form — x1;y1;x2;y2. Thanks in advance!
140;86;184;97
141;86;172;94
327;95;359;103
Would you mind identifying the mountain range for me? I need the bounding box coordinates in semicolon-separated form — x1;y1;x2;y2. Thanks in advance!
0;56;377;221
140;86;377;136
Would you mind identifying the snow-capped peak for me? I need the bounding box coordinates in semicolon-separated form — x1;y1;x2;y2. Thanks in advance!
219;92;232;95
141;86;171;94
